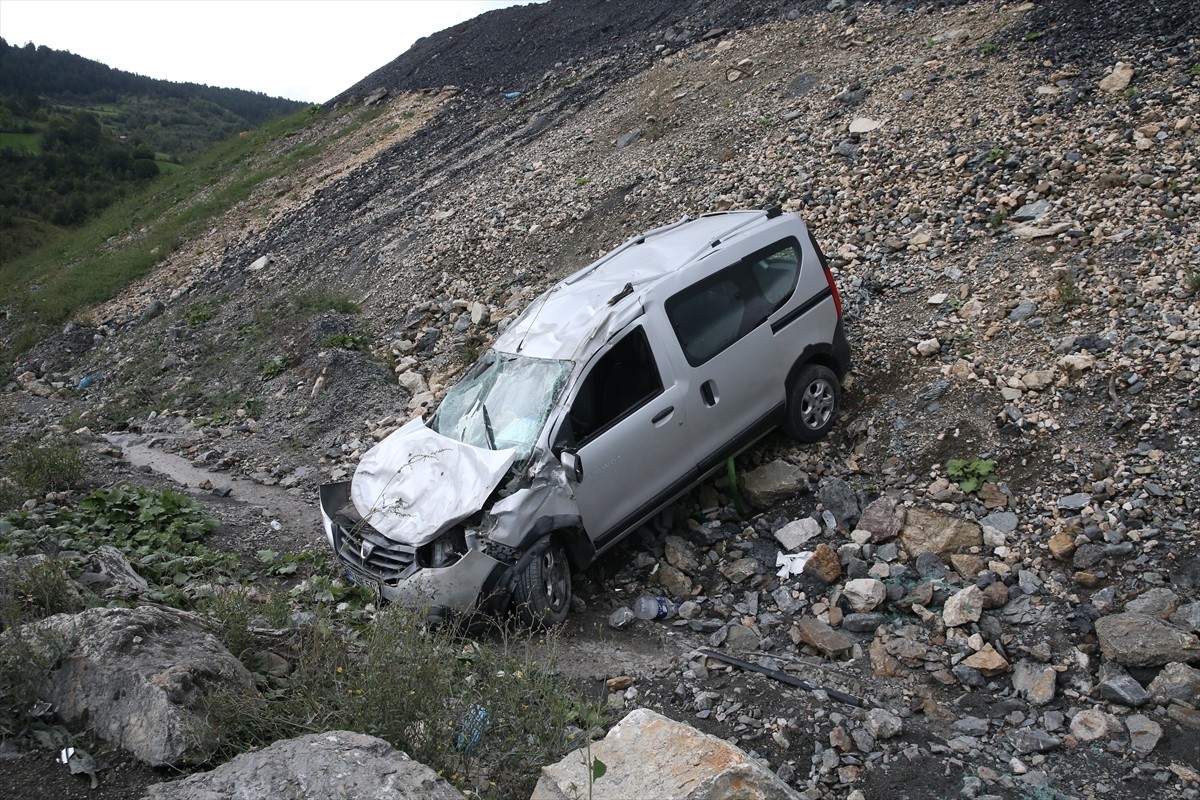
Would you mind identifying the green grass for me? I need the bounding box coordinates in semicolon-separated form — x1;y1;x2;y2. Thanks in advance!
0;103;380;366
0;435;85;510
0;132;41;154
206;603;604;798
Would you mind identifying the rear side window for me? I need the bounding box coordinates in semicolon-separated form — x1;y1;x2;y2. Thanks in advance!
666;239;801;366
565;326;664;447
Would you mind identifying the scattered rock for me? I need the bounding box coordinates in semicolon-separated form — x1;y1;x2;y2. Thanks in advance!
25;605;257;766
145;731;464;799
533;708;800;799
1095;613;1200;667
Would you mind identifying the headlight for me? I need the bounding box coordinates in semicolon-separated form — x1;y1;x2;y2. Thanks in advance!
419;526;468;568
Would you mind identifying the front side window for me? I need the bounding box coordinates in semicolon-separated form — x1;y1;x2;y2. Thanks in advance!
431;351;572;460
666;239;801;366
563;326;663;447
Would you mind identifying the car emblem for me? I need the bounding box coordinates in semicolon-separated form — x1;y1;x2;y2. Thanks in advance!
360;540;375;561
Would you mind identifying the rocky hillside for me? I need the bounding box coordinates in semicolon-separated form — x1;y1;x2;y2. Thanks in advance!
3;0;1199;798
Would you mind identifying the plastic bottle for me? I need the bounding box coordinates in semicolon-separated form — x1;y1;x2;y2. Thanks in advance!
633;594;674;620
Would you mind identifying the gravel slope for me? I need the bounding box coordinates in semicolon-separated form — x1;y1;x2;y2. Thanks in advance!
4;2;1199;798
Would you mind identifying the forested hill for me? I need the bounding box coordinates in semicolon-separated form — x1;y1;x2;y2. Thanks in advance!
0;38;306;131
0;38;307;263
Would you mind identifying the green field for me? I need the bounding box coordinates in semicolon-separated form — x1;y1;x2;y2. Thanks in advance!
0;131;41;154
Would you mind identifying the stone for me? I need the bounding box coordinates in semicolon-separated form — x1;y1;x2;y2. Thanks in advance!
1095;612;1200;667
1125;714;1162;755
1009;729;1060;754
1058;352;1096;373
1073;543;1105;569
665;535;701;575
980;510;1018;534
916;337;941;356
949;553;984;579
83;545;150;599
656;563;696;597
1009;301;1038;322
615;129;642;149
774;517;821;551
856;495;905;542
1170;602;1200;633
794;617;853;659
943;585;984;627
1099;62;1134;93
1070;709;1117;742
900;508;983;559
1012;661;1057;706
145;731;464;799
1056;493;1091;511
1147;662;1200;705
842;579;886;613
803;543;842;584
1097;663;1150;707
1125;587;1181;619
981;582;1009;609
1010;200;1049;222
743;460;808;507
724;624;761;653
532;708;800;800
842;612;886;633
864;708;903;739
720;557;759;585
1047;531;1076;561
896;581;934;609
818;477;860;529
848;116;883;133
962;643;1009;676
24;605;257;766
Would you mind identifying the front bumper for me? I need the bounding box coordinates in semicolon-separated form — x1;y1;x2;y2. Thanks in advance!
318;481;505;614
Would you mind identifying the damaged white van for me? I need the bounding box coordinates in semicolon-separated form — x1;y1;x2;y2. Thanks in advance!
319;207;851;626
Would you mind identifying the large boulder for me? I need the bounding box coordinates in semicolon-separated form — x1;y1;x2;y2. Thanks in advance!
899;509;983;559
29;604;257;766
742;460;808;507
1094;612;1200;667
532;708;800;799
144;730;465;799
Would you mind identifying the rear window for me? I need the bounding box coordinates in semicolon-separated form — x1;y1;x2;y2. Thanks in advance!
666;239;801;366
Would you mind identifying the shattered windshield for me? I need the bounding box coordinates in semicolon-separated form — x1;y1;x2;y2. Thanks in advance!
431;351;572;461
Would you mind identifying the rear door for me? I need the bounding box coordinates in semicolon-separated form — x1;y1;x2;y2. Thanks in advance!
552;323;693;549
664;238;806;473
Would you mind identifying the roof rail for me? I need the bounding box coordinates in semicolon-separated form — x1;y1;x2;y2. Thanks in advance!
564;215;694;285
675;207;777;270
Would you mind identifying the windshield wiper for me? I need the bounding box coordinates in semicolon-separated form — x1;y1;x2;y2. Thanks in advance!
481;403;497;450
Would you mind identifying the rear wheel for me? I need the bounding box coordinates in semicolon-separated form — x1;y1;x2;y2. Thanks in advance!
512;538;571;628
783;364;841;443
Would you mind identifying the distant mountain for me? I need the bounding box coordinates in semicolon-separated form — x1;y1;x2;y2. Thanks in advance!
0;38;307;155
0;38;307;263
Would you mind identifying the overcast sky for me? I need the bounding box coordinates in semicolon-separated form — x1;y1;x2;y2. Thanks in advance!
0;0;531;103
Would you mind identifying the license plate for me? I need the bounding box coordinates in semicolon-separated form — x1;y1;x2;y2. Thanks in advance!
344;567;383;604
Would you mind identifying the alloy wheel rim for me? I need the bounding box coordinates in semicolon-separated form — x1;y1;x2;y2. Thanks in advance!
801;378;835;429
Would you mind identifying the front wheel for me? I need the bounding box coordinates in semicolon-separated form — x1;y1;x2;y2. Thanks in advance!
783;364;841;443
512;539;571;628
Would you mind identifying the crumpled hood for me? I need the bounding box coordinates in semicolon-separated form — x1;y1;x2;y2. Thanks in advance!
351;418;517;546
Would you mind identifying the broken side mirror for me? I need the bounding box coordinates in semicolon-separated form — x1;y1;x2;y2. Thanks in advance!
560;450;583;482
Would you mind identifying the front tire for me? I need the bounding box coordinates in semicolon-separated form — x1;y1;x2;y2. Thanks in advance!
784;364;841;443
512;539;571;628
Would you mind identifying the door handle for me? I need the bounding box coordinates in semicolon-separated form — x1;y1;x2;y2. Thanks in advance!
651;406;674;424
700;379;719;407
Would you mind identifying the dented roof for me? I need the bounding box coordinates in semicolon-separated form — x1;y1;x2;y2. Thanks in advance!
494;211;776;362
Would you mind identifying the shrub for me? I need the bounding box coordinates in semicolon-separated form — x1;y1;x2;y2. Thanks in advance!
209;608;604;798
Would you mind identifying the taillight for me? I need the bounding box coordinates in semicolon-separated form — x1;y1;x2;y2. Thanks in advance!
808;229;843;318
825;265;843;318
